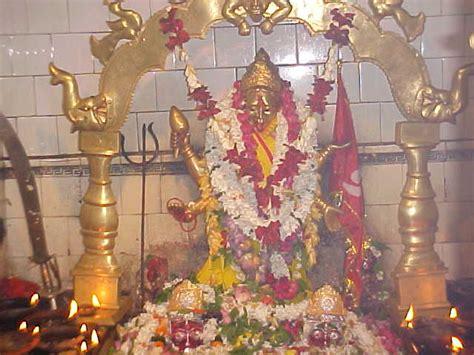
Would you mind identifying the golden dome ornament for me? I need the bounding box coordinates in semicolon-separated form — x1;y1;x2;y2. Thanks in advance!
168;280;204;312
307;285;346;319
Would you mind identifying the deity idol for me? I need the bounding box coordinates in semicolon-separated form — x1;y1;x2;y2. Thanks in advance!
168;49;341;302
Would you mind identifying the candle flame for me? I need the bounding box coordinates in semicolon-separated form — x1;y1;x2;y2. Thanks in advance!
80;323;88;333
68;300;78;319
32;325;40;335
451;336;464;351
91;329;99;346
92;294;101;308
30;293;40;306
405;305;415;322
407;321;414;329
80;340;88;352
18;321;27;331
449;307;458;320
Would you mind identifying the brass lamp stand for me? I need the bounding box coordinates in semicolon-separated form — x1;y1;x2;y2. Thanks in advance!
394;122;450;319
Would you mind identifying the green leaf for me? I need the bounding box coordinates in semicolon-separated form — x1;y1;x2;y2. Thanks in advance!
230;307;240;321
155;287;172;303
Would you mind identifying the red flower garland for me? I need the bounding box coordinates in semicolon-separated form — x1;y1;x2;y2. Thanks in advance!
189;86;221;120
159;8;190;50
324;8;355;47
308;78;334;115
225;81;307;216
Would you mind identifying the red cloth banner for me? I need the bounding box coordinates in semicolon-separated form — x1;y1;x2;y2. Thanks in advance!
329;69;365;307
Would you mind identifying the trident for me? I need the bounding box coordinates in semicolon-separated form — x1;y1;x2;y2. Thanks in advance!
120;123;159;309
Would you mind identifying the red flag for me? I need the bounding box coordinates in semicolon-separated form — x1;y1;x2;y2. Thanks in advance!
329;69;365;307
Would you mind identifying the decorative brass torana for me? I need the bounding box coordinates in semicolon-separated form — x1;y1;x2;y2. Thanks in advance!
222;0;293;35
49;0;473;324
49;64;109;132
368;0;425;42
90;1;143;66
415;64;474;122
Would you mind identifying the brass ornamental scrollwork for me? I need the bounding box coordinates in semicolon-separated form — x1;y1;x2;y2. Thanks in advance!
368;0;425;42
222;0;293;35
90;1;143;65
49;63;110;132
415;64;474;122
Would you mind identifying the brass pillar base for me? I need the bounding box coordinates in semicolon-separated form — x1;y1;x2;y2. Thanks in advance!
393;268;450;320
76;296;132;326
394;122;450;321
73;269;121;310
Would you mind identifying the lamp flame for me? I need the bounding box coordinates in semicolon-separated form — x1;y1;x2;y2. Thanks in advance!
32;325;40;335
451;336;463;352
449;307;458;320
91;329;99;347
401;305;415;328
80;340;88;352
92;294;101;308
80;323;88;334
30;293;39;306
18;321;27;331
405;305;415;322
68;300;78;319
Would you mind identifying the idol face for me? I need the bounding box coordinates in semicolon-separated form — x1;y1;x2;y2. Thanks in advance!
243;87;281;132
247;0;269;22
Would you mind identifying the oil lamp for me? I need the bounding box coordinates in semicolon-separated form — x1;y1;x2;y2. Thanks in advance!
0;295;41;330
0;330;40;354
32;325;40;336
18;320;28;333
78;294;101;317
80;340;88;352
80;323;88;334
402;304;415;328
30;293;40;307
451;336;463;354
449;307;458;320
91;329;99;347
68;300;79;320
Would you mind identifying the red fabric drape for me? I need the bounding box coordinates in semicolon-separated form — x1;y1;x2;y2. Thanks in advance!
329;70;365;306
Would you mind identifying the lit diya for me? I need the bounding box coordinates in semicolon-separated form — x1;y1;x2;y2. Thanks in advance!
37;323;100;353
0;330;40;355
22;300;97;352
401;306;466;355
0;293;41;331
78;294;101;317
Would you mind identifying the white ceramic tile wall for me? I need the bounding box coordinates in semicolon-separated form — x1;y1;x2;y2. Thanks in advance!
0;0;473;283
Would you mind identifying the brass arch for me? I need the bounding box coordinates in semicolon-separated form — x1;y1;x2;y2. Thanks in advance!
96;0;472;132
48;0;473;322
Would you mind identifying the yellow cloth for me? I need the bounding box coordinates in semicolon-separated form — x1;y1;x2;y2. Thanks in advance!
196;255;239;289
254;132;275;179
254;117;277;179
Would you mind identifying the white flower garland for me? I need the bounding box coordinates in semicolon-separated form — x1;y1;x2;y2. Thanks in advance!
116;303;395;354
205;88;320;242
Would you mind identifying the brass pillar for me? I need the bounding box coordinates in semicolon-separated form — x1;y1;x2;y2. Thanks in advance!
73;131;130;325
394;122;450;319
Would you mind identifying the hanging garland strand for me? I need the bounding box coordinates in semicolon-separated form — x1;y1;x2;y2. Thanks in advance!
308;8;355;115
